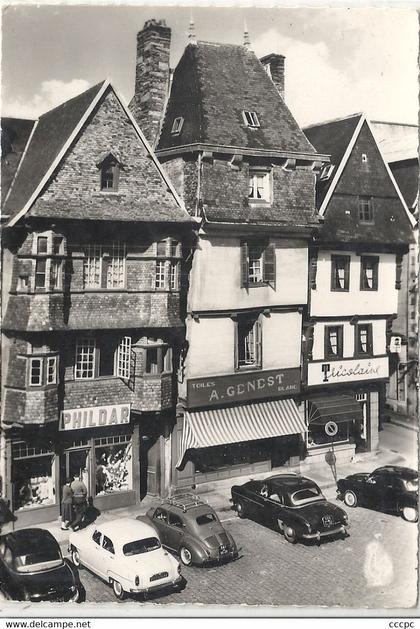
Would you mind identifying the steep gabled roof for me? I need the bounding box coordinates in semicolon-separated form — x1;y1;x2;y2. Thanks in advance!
1;117;36;205
391;159;419;211
157;42;316;156
305;113;415;245
3;81;192;226
3;82;105;220
304;113;362;207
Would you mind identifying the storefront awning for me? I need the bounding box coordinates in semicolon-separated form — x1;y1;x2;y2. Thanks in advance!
176;399;305;468
307;395;363;426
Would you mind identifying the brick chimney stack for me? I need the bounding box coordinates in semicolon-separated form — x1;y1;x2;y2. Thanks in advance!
260;54;285;100
130;19;171;147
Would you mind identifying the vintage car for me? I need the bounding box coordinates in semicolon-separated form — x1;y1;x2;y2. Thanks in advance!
68;517;183;599
0;528;85;602
337;465;418;522
231;473;348;544
144;494;238;566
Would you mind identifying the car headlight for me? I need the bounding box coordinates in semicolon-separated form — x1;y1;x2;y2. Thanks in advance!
343;513;348;524
177;564;182;575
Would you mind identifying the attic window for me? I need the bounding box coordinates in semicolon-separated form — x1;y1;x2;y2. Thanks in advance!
98;154;120;192
362;154;368;163
242;111;260;128
319;165;335;181
171;117;184;136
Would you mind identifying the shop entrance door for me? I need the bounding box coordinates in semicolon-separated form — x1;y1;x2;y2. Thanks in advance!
60;449;91;496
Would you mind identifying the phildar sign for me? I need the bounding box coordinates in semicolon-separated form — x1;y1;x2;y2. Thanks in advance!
60;403;131;431
187;368;300;409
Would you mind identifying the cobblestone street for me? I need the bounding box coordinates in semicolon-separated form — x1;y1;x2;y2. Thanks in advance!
74;495;417;609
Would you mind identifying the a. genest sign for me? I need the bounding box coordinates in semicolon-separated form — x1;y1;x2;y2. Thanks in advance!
187;368;301;408
307;356;389;387
60;403;131;431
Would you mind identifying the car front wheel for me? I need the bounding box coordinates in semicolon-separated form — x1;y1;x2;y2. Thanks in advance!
179;546;193;566
71;584;86;603
112;579;126;600
71;548;81;567
402;506;418;523
284;525;297;544
236;500;247;519
343;490;358;508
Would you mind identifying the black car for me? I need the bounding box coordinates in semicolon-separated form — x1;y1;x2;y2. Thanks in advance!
337;465;418;522
0;528;85;602
231;473;348;544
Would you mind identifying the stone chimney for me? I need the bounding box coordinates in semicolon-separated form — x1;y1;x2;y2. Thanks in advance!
260;53;285;100
130;19;171;146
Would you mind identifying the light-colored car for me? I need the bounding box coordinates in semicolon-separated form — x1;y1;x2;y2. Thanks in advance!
68;517;183;600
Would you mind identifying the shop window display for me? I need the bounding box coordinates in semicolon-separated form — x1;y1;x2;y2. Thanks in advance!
95;437;132;495
13;452;55;510
307;422;349;447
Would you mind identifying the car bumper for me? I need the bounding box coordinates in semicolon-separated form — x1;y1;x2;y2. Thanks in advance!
302;525;347;540
129;575;183;594
204;549;238;564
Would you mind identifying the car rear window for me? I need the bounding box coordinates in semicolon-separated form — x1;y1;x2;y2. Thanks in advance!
290;487;323;505
123;537;161;556
196;513;217;526
14;547;62;573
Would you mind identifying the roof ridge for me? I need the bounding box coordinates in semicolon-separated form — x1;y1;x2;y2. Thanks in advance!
196;40;246;49
304;112;363;130
371;120;418;128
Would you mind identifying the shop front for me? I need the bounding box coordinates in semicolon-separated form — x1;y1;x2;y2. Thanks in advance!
172;367;306;489
7;402;140;528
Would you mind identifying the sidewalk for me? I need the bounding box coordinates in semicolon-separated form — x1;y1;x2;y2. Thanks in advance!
11;427;411;550
383;408;419;432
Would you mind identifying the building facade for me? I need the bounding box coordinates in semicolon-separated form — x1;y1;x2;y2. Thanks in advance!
303;114;415;468
130;20;332;490
1;81;193;526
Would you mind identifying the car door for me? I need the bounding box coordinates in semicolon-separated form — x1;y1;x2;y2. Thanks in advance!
83;529;102;571
100;534;117;579
166;512;185;551
248;481;270;521
151;508;170;546
266;487;286;523
364;473;387;509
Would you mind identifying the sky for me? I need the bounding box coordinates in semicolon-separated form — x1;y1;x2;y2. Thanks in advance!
1;3;418;127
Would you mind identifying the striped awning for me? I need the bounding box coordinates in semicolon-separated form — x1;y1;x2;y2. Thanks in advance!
176;398;305;468
307;395;363;425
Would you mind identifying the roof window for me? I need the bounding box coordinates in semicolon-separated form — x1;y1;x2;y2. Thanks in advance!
319;164;335;181
362;153;368;163
242;111;260;128
171;117;184;136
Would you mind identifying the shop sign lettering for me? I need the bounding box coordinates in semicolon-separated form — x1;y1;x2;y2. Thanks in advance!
187;368;301;408
307;357;389;387
59;403;131;431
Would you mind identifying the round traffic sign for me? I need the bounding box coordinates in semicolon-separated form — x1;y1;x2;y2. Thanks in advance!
325;421;339;437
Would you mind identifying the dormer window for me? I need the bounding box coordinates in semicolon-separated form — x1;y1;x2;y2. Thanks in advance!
242;111;260;128
358;196;373;223
319;164;335;181
248;169;271;203
171;117;184;136
98;153;120;192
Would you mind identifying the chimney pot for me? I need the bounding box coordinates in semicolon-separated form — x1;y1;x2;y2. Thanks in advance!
260;53;285;100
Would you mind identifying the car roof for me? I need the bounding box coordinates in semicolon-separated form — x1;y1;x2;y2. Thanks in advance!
374;466;418;480
160;494;215;515
94;518;158;544
265;474;318;490
5;528;58;553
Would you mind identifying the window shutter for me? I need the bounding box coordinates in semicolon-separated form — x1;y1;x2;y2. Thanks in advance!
264;243;276;287
306;326;314;361
309;249;318;290
241;241;249;288
255;318;262;367
368;325;373;355
344;258;350;290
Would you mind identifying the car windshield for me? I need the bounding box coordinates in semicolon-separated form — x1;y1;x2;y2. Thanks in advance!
290;486;323;506
123;537;161;556
14;547;62;573
403;478;418;492
196;513;217;526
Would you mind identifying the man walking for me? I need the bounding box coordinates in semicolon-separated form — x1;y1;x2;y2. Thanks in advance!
70;473;88;531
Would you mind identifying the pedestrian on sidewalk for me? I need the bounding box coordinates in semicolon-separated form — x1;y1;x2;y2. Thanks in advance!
70;474;88;531
61;478;73;530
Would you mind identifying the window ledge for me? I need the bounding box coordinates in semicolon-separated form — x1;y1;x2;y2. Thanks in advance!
235;365;263;373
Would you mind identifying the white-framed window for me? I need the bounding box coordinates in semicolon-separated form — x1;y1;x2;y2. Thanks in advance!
34;259;47;289
100;157;119;191
248;243;264;283
319;164;335;181
46;356;57;385
155;260;166;289
242;111;260;128
83;243;126;289
75;338;96;380
171;117;184;136
142;338;173;375
241;240;276;287
236;315;262;370
116;337;131;380
29;357;43;386
50;259;62;290
358;196;373;223
248;170;271;203
170;262;179;290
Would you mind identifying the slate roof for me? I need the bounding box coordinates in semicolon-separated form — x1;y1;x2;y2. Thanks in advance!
390;159;418;210
3;82;104;219
3;82;191;225
157;42;317;156
303;113;362;206
1;117;36;205
305;114;414;246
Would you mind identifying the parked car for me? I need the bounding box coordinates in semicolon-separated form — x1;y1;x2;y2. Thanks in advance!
68;517;182;600
231;473;348;544
0;528;85;602
337;465;418;522
144;494;238;566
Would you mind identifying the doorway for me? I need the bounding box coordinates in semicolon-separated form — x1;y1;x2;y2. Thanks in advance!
60;448;91;496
